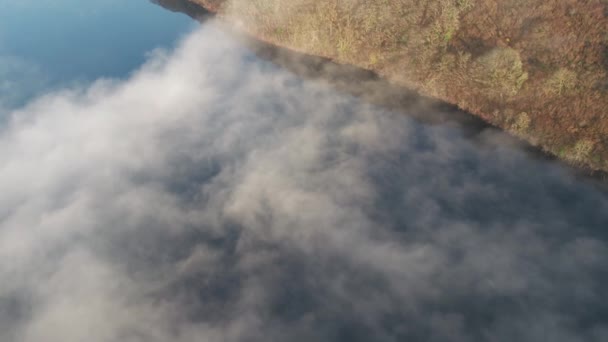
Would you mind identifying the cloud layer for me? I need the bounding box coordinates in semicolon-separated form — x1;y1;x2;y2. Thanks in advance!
1;23;607;342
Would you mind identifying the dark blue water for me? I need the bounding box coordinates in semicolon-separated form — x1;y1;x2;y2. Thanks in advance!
0;2;607;342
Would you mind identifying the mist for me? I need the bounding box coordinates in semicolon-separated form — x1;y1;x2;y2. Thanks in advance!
0;22;607;342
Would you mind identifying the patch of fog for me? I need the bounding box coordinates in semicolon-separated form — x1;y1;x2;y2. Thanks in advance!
0;23;607;342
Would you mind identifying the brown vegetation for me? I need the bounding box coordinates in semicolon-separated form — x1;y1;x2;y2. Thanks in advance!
189;0;608;172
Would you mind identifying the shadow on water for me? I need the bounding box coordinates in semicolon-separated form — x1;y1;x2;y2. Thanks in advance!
152;0;214;20
151;0;607;189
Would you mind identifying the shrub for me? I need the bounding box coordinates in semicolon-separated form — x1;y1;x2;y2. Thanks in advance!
544;68;578;95
563;139;595;163
472;48;529;100
512;112;531;134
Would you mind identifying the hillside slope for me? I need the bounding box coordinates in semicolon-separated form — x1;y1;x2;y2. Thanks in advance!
188;0;608;172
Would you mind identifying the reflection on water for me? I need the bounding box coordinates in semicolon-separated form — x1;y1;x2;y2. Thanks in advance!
152;0;213;20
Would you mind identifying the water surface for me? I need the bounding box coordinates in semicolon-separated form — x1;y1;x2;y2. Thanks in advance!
0;0;195;110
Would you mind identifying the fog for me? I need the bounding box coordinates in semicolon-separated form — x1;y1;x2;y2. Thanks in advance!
0;23;607;342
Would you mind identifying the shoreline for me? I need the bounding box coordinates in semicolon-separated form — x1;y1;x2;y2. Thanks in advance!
152;0;608;187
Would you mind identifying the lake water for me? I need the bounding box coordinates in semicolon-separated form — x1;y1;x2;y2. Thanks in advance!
0;1;607;342
0;0;195;110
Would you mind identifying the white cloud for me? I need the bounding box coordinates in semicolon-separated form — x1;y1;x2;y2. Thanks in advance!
0;21;607;342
